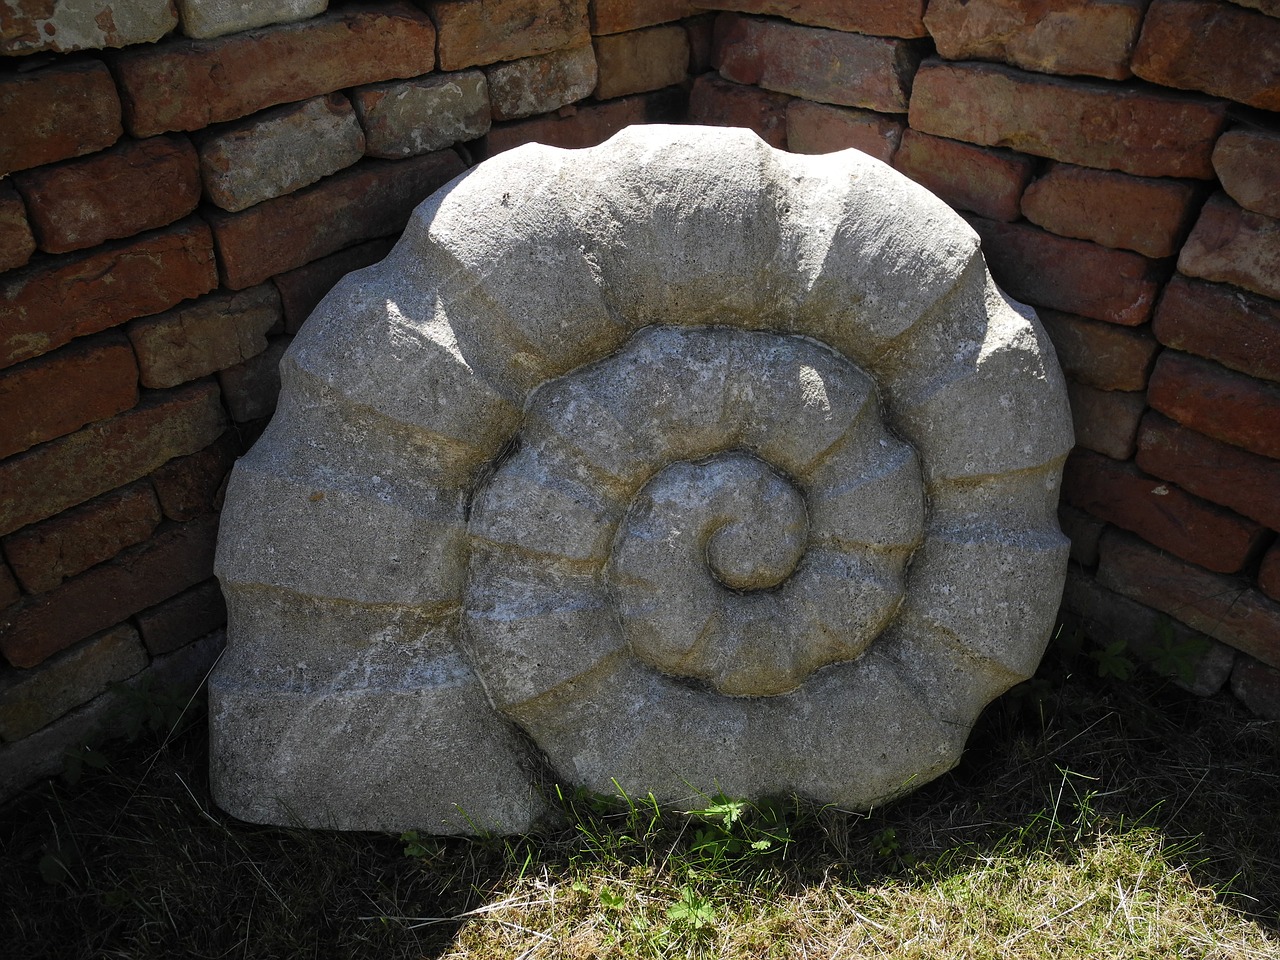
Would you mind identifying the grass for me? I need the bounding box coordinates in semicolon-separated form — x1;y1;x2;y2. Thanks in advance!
2;628;1279;959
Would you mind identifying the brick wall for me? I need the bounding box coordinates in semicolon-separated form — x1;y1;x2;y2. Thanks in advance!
1;0;1277;798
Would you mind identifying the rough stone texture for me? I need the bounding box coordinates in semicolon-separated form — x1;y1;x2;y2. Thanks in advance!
213;126;1072;832
135;578;226;656
909;59;1228;179
486;44;598;121
593;24;689;100
1178;193;1280;302
0;61;122;176
429;0;590;71
0;0;176;55
1153;276;1280;384
924;0;1147;80
353;73;490;159
1132;0;1280;111
1231;656;1280;721
695;0;927;38
1213;127;1280;220
176;0;328;39
198;95;365;213
785;101;903;162
1038;310;1158;392
486;87;685;153
1065;382;1145;460
891;131;1034;223
687;75;789;148
714;14;921;114
589;0;699;34
274;237;398;332
128;284;282;388
218;338;289;421
112;2;436;136
0;219;218;370
1148;350;1280;459
0;182;36;273
148;430;240;521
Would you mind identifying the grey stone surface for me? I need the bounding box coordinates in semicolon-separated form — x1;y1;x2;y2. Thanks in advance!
352;72;491;158
486;44;598;121
214;125;1072;833
176;0;327;40
1;0;176;55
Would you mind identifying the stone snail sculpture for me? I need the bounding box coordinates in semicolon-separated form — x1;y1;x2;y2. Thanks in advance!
211;125;1073;834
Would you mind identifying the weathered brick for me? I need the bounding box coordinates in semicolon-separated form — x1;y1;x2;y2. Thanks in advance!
273;237;397;333
430;0;590;71
3;482;162;594
891;130;1033;222
1038;309;1158;392
0;515;219;669
198;95;365;213
1232;656;1280;721
967;216;1162;325
1062;567;1234;696
0;220;218;370
924;0;1146;81
13;135;200;254
1153;276;1280;383
1178;193;1280;302
0;61;122;176
207;152;465;290
1065;382;1145;460
685;13;716;73
909;59;1228;179
1259;543;1280;603
112;2;436;137
353;73;490;159
1020;163;1202;259
1058;504;1104;567
1132;0;1280;111
714;14;921;114
149;430;240;521
1213;126;1280;221
0;183;35;273
486;87;686;153
1097;529;1280;669
218;338;289;421
134;578;226;656
0;562;20;609
176;0;327;40
487;45;598;122
589;0;699;34
1137;412;1280;531
0;0;175;55
0;625;147;742
687;74;788;149
1148;350;1280;459
1063;449;1265;574
695;0;927;38
1231;0;1280;15
785;102;901;162
0;333;139;460
594;25;690;100
0;381;226;537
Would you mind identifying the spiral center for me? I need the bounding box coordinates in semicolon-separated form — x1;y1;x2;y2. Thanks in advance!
704;467;807;592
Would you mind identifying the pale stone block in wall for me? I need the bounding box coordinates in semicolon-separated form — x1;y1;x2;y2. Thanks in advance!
218;338;289;422
1213;127;1280;221
177;0;328;39
0;0;176;55
353;72;491;158
1179;193;1280;301
486;44;598;121
593;25;689;100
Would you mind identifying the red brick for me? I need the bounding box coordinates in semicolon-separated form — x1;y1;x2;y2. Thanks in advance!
1148;350;1280;459
1038;309;1158;392
891;130;1033;222
127;284;282;389
594;25;690;100
112;2;437;137
1153;276;1280;383
1137;412;1280;531
218;338;289;422
0;61;121;176
924;0;1146;81
273;238;397;334
1231;656;1280;721
589;0;699;34
0;219;218;371
0;515;219;669
1063;449;1265;574
2;482;162;594
13;135;200;255
0;0;175;56
0;563;19;609
909;59;1228;179
1058;504;1104;567
206;152;465;290
485;87;686;154
1260;543;1280;603
0;333;139;460
487;45;598;122
0;183;35;273
149;430;241;521
1065;382;1145;460
785;101;902;162
1178;193;1280;302
967;216;1162;325
714;14;921;114
695;0;927;38
687;74;789;149
134;579;227;656
1132;0;1280;111
1213;127;1280;221
0;381;226;537
429;0;590;71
